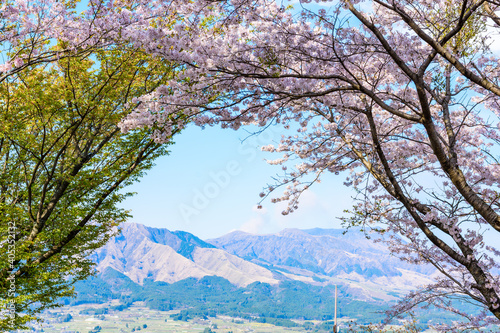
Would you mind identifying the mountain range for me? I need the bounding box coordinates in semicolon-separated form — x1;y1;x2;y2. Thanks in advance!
90;223;437;302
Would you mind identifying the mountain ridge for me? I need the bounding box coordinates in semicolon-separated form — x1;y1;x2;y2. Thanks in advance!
91;223;280;287
91;222;436;301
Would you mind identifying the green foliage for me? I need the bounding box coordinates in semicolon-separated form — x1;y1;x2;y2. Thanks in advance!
88;325;102;333
303;321;315;330
0;47;181;330
70;270;479;329
254;317;298;327
110;304;129;312
78;308;108;315
74;270;385;325
61;313;73;323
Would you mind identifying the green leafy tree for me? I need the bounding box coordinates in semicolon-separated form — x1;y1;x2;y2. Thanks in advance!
0;48;182;330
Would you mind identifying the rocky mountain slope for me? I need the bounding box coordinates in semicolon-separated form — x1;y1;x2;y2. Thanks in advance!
91;223;278;287
209;227;435;276
208;227;437;301
91;223;436;301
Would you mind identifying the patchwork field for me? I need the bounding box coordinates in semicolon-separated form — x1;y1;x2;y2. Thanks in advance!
19;302;337;333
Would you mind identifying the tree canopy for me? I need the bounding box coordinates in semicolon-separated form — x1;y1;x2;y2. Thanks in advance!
0;44;181;329
108;0;500;330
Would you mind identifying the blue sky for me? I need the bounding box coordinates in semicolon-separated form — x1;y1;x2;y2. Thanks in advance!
118;124;500;247
119;125;356;239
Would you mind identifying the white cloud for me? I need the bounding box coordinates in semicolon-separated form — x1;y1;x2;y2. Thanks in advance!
238;188;349;235
239;216;266;234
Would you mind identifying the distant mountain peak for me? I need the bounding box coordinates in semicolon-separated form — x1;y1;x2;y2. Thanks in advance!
276;228;307;236
208;226;435;286
92;222;279;287
91;222;435;303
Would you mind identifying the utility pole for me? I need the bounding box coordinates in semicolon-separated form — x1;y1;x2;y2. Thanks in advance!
333;284;337;333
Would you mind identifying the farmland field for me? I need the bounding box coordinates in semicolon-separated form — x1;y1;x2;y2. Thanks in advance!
18;301;338;333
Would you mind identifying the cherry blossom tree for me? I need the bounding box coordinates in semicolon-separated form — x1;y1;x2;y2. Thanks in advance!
117;0;500;329
0;0;156;82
